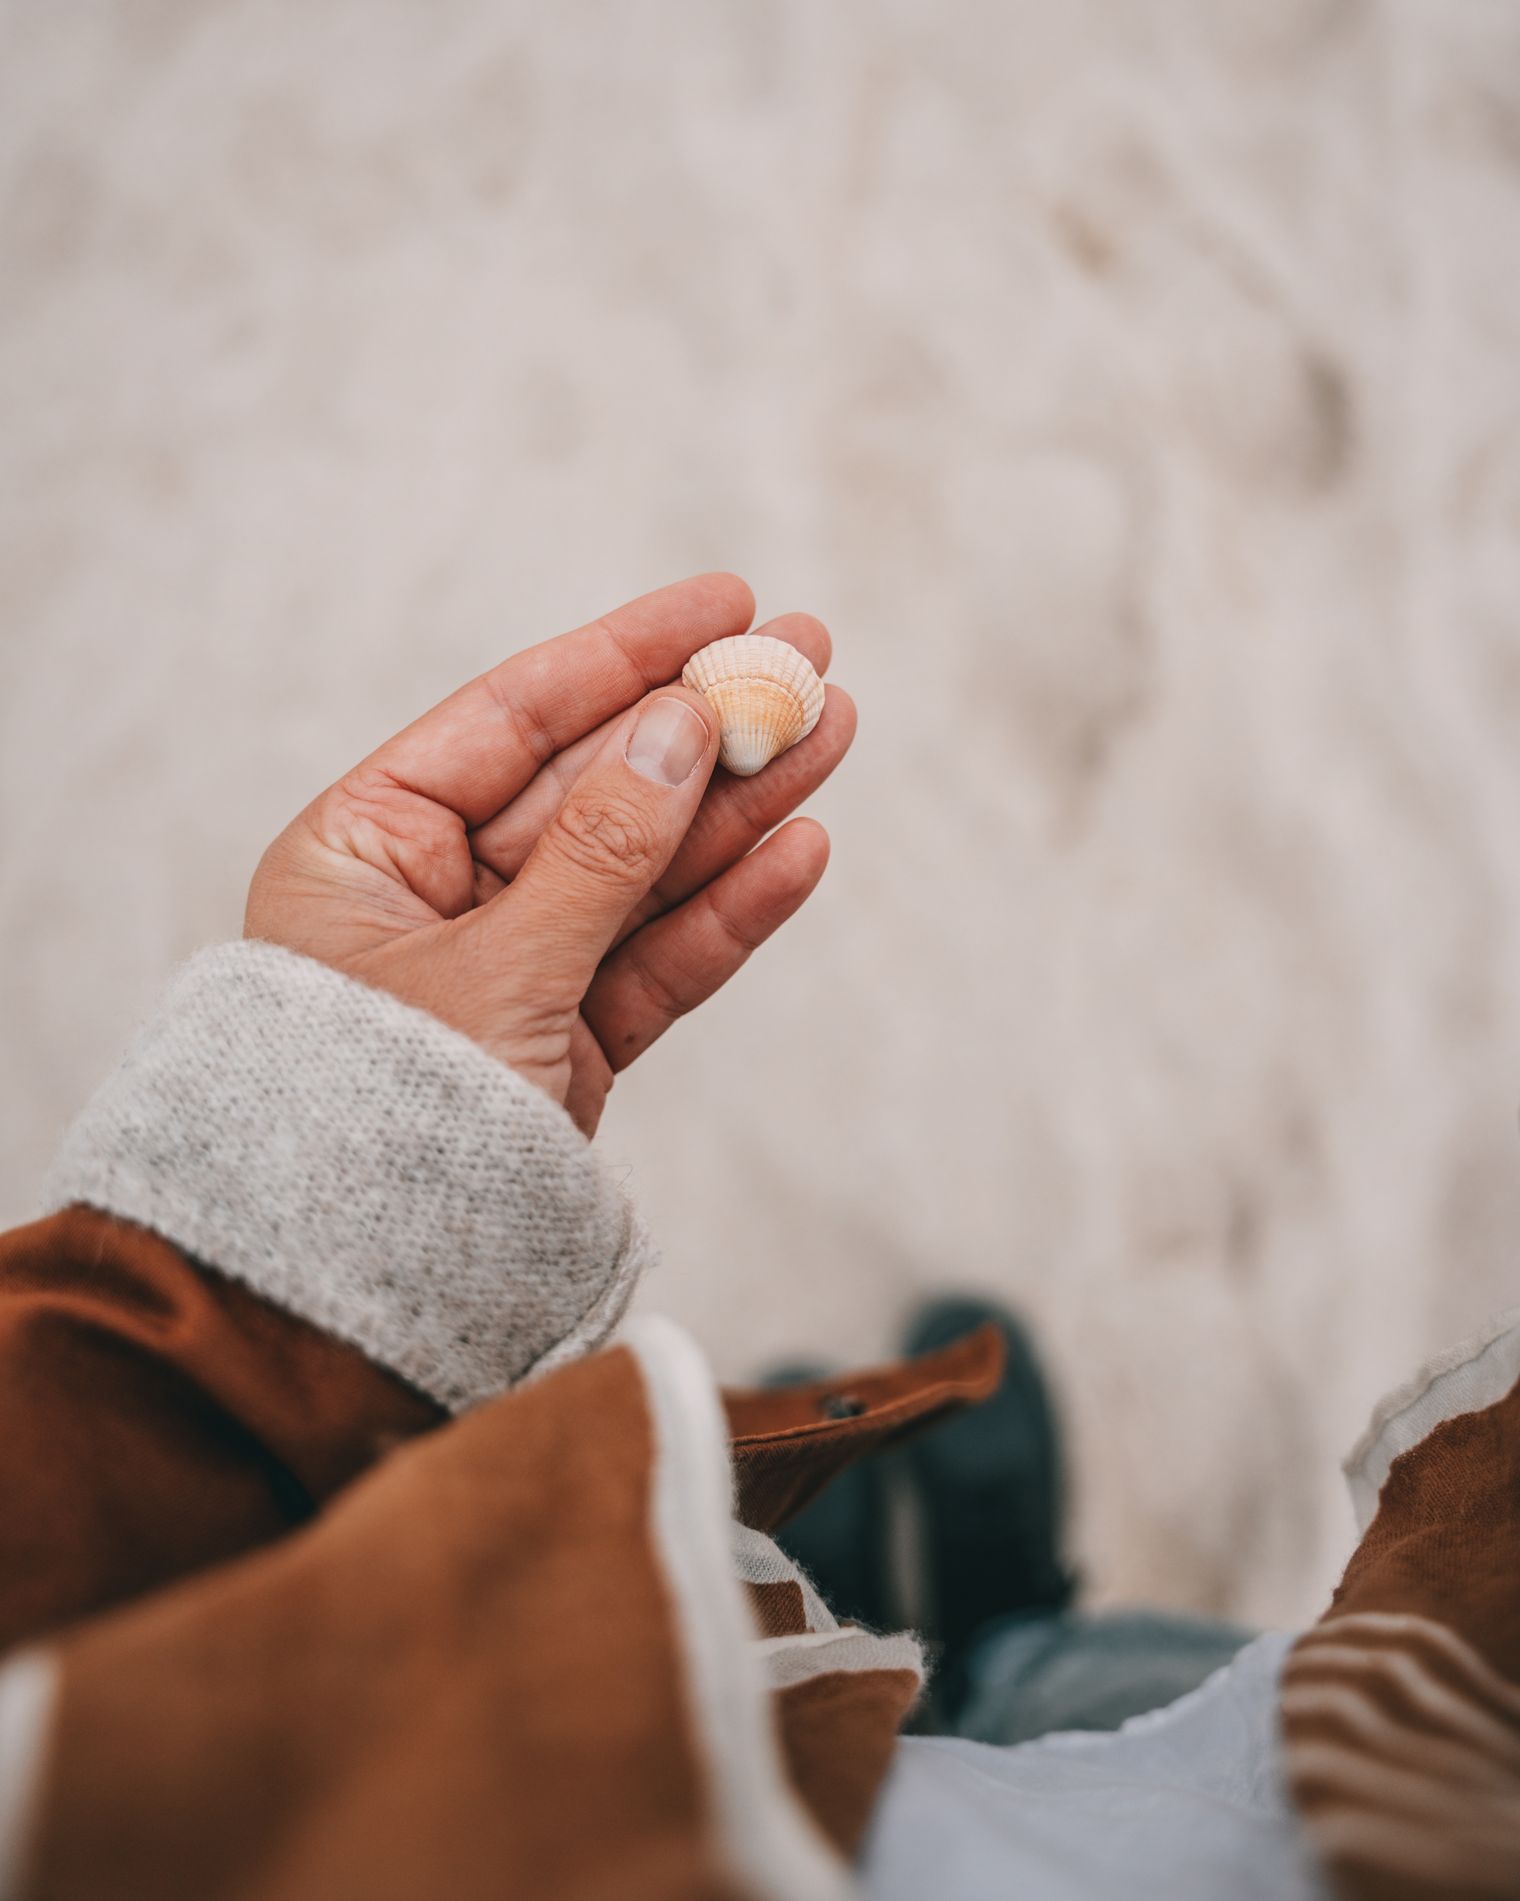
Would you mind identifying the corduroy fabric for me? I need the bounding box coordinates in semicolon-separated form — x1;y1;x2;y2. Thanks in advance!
44;941;656;1413
1283;1313;1520;1899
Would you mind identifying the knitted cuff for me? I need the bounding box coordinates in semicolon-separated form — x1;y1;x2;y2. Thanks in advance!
43;941;657;1413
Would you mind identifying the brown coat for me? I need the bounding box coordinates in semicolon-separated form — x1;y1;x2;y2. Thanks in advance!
5;1211;1520;1899
0;1207;1001;1900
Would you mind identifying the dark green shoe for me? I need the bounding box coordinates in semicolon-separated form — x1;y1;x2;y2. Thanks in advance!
898;1297;1075;1711
762;1301;1073;1676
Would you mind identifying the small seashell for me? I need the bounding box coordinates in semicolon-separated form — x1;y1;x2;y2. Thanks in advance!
681;635;825;776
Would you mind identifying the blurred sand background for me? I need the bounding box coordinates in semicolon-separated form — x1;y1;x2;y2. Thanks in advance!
3;0;1519;1627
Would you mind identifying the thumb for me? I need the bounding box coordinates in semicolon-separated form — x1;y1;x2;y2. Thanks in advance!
480;686;719;1010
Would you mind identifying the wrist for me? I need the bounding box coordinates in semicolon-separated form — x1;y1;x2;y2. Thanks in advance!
46;941;656;1411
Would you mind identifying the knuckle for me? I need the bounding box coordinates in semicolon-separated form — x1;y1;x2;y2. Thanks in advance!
553;791;661;882
707;887;765;958
318;767;409;848
625;945;688;1024
483;665;557;767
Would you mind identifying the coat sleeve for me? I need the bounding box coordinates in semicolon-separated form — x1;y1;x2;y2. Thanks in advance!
0;1207;443;1653
0;939;658;1652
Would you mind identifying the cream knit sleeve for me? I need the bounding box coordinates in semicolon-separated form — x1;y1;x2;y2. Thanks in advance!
43;940;657;1413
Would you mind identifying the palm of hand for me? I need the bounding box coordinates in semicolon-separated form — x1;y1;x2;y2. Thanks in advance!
246;576;852;1136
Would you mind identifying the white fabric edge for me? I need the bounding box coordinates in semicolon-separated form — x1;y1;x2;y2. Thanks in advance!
732;1520;840;1635
1343;1305;1520;1530
759;1628;926;1694
624;1314;854;1901
0;1650;56;1901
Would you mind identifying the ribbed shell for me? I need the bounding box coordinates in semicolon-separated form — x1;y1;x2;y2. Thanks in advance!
681;635;825;776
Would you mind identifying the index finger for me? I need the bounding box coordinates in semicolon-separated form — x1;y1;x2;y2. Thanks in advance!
465;611;835;877
352;571;755;825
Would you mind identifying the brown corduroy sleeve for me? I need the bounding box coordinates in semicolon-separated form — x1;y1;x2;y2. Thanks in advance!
0;1205;443;1654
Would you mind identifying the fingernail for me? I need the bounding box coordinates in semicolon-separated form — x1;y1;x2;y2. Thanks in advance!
625;697;710;787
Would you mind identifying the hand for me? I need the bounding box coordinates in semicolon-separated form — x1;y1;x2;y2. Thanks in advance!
245;574;855;1135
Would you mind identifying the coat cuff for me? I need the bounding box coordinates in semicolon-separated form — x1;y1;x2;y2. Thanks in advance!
1342;1304;1520;1530
43;941;657;1414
